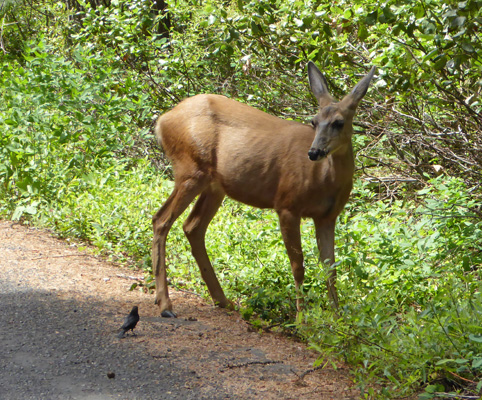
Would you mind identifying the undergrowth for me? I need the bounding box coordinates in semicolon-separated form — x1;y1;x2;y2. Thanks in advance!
1;21;482;400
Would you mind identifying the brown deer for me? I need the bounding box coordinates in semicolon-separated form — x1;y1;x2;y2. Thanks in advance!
152;62;375;317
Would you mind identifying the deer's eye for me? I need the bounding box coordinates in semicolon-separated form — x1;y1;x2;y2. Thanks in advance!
332;119;344;129
310;119;316;127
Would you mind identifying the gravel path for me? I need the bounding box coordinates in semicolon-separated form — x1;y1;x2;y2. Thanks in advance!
0;221;359;399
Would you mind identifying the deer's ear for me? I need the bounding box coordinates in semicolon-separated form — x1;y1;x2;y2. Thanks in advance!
342;66;376;110
308;61;333;107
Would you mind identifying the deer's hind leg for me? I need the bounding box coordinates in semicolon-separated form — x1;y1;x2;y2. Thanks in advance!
152;174;209;317
182;184;233;309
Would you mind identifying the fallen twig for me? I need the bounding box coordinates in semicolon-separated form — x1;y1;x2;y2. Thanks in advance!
245;321;283;332
432;393;480;400
447;370;477;384
223;360;282;370
170;283;204;298
297;365;325;381
31;253;92;260
116;274;144;281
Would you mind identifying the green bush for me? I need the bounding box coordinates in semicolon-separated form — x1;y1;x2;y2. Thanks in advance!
299;176;482;396
0;38;154;217
1;1;482;398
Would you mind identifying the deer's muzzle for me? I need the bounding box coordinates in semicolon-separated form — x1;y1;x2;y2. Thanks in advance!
308;148;328;161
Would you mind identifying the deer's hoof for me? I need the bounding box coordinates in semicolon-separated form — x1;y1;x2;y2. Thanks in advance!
161;310;178;318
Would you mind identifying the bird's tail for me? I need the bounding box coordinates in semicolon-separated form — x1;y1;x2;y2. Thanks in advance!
117;330;126;338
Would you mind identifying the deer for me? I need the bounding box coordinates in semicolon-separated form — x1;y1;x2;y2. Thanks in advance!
152;61;376;318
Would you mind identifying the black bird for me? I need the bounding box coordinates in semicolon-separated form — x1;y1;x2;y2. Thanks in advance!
118;306;139;338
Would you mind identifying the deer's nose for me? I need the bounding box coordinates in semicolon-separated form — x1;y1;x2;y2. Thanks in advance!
308;148;327;161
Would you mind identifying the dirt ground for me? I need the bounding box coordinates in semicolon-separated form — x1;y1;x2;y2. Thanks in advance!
0;220;361;399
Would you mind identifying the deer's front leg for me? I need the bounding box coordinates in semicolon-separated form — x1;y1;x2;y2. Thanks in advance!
314;218;339;309
278;210;304;312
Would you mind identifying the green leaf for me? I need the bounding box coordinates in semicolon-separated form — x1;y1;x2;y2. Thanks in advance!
354;265;368;279
358;25;369;41
365;10;378;25
425;384;438;394
24;202;39;215
294;18;303;27
461;42;474;53
343;9;353;19
82;173;97;185
381;7;396;23
423;49;439;62
250;21;259;35
12;206;25;221
451;16;466;28
469;334;482;343
4;119;18;126
433;55;447;70
414;5;425;18
322;24;332;38
207;14;216;25
423;22;436;35
435;359;455;365
392;24;402;36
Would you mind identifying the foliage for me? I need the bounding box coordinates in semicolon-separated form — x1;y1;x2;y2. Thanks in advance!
300;177;482;397
0;38;157;225
1;0;482;398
